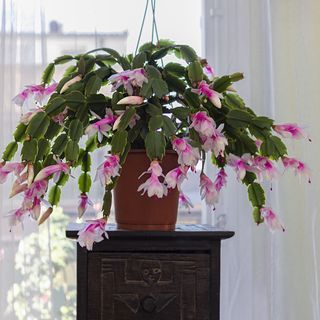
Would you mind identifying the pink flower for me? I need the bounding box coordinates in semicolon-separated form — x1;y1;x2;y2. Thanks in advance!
22;180;48;209
202;124;228;156
138;161;167;198
140;160;163;177
77;218;108;250
108;68;148;95
227;153;254;180
255;139;263;149
13;83;57;108
172;137;200;167
30;197;41;220
7;208;28;229
203;64;215;80
260;207;285;232
273;123;307;140
20;108;44;125
200;174;219;206
282;156;311;182
117;96;144;105
96;154;121;185
191;80;222;108
214;168;227;191
138;174;168;198
78;193;93;218
113;109;140;130
52;108;68;125
85;109;117;142
34;162;70;182
165;166;188;190
179;192;194;211
9;174;28;198
253;156;278;181
0;162;25;184
24;180;48;200
190;111;216;137
199;169;227;208
12;88;31;108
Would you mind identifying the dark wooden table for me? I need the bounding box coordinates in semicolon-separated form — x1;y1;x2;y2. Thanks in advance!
66;224;234;320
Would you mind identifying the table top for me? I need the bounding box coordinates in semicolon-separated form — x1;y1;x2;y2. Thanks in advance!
66;223;234;240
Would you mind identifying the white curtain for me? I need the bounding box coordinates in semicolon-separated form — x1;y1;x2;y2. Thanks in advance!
204;0;320;319
0;2;77;319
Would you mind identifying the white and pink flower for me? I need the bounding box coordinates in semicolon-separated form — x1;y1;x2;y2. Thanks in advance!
282;156;311;182
7;208;28;229
108;68;148;95
96;154;121;186
214;168;227;192
34;162;70;182
78;193;93;218
20;108;44;125
199;169;227;207
13;83;57;109
77;218;108;250
253;156;278;181
203;64;215;80
138;174;168;198
113;109;141;131
85;109;117;142
140;160;163;178
255;139;263;149
179;192;194;212
200;174;219;207
30;197;41;220
52;108;68;125
273;123;307;140
172;137;200;167
260;207;285;232
190;111;216;137
165;166;188;190
117;96;144;105
9;173;28;198
22;180;48;210
227;153;253;180
192;80;222;108
202;124;228;157
0;162;25;184
138;161;167;198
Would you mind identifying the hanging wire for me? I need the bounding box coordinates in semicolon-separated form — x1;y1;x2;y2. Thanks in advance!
151;0;160;44
134;0;150;55
150;0;164;67
135;0;161;55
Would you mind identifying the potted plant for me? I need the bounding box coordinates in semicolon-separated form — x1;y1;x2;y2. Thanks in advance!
1;39;310;250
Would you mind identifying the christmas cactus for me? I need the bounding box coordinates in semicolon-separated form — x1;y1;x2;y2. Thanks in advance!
1;40;310;249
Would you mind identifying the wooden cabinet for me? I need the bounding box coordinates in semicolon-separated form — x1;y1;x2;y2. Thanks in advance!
66;224;234;320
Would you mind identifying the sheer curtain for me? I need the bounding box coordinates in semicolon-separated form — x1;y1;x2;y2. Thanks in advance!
0;2;78;319
203;0;320;319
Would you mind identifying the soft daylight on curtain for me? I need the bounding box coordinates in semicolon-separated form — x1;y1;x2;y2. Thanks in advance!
204;1;320;319
0;0;319;319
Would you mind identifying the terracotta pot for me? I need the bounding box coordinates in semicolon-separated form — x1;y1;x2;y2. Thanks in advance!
114;150;179;231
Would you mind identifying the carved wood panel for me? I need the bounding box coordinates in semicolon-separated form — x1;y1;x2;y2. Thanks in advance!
87;253;210;320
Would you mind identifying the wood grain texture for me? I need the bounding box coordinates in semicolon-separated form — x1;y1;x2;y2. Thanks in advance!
67;224;234;320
